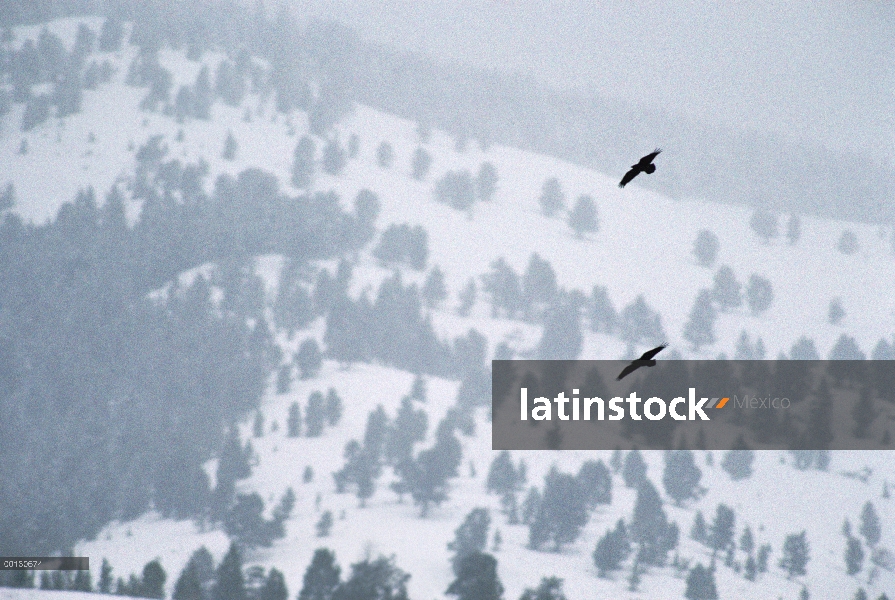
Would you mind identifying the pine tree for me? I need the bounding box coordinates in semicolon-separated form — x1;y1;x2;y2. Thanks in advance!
222;130;238;160
589;286;617;333
322;138;346;175
257;570;287;600
692;230;720;267
739;526;755;555
521;487;541;526
527;471;583;551
253;411;265;438
315;512;334;537
829;297;846;325
684;564;718;600
385;396;427;467
691;511;708;543
486;451;518;497
448;508;491;575
475;162;498;201
292;136;315;189
854;590;868;600
539;177;564;217
838;230;859;255
711;265;742;311
746;274;774;314
709;504;736;560
306;391;326;437
457;278;477;317
445;552;503;600
174;560;205;600
140;560;166;599
576;459;612;508
332;556;410;600
859;501;881;547
287;402;302;438
411;147;432;180
744;555;757;581
568;195;598;237
592;519;631;577
0;182;15;211
622;449;647;489
376;142;395;168
295;339;322;380
779;531;810;577
325;388;343;426
720;443;755;481
422;266;448;309
749;209;778;242
298;549;340;600
518;577;565;600
97;559;113;594
845;535;864;576
663;449;702;505
683;289;716;350
757;544;771;573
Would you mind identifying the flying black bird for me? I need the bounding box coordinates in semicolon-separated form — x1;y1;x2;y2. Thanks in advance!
618;149;662;188
616;344;668;381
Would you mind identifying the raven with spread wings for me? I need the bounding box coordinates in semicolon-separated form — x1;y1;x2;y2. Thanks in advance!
616;344;668;381
618;149;662;188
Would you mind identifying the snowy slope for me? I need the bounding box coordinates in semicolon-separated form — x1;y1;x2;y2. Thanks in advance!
3;17;895;600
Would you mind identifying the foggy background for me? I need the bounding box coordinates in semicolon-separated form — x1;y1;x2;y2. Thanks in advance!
291;0;895;162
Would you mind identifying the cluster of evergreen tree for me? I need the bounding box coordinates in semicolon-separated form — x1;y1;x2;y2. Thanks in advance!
373;223;428;271
0;145;367;554
223;488;294;549
433;162;498;212
12;0;891;223
323;270;457;377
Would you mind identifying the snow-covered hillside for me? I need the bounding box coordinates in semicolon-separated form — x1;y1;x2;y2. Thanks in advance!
2;17;895;600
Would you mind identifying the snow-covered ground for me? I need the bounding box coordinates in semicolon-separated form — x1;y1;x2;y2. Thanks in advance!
2;17;895;600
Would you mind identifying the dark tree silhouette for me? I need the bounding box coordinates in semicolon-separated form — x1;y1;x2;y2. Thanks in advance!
693;230;720;267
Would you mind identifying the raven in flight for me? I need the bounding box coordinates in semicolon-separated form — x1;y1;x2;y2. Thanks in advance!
618;149;662;188
616;344;668;381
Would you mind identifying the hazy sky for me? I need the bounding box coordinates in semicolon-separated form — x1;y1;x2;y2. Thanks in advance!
286;0;894;162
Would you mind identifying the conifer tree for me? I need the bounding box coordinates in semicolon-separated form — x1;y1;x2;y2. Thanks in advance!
411;147;431;181
376;142;394;169
539;177;564;217
622;449;647;489
709;504;736;561
663;449;702;505
332;556;409;600
445;552;502;600
422;266;448;309
684;564;718;600
287;402;302;438
305;391;326;437
174;561;204;600
568;195;598;237
860;502;881;547
322;138;346;176
292;136;315;189
475;162;498;201
298;549;340;600
779;531;810;577
845;535;864;576
518;577;565;600
576;459;612;508
448;508;491;575
325;388;343;426
692;230;720;267
711;265;742;311
683;289;716;350
593;519;631;577
141;560;166;599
